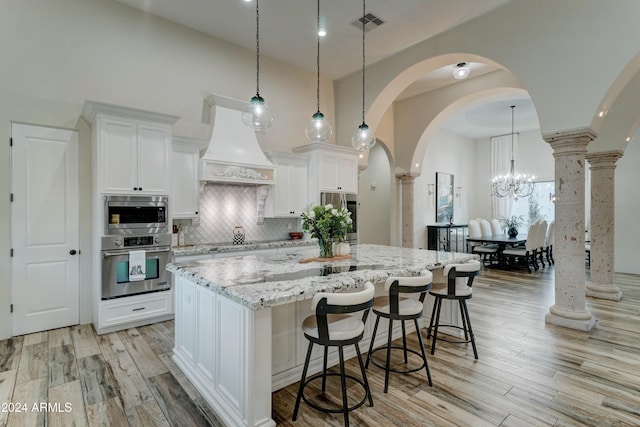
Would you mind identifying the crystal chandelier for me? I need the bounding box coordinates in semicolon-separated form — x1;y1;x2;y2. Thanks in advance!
491;105;535;199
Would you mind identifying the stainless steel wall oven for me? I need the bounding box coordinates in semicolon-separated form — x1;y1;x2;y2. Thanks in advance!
101;233;172;299
102;195;171;299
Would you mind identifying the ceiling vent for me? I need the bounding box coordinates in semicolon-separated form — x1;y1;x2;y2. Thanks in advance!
351;12;385;32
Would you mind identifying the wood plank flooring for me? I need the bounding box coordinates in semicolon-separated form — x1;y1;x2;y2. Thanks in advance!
1;267;639;426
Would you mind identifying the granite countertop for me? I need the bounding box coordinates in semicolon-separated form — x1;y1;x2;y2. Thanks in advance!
172;238;316;257
167;244;479;310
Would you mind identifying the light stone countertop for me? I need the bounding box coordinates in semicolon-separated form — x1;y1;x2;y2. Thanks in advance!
167;243;479;310
171;238;316;257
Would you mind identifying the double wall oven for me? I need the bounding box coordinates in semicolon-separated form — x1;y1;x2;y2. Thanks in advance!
101;195;171;300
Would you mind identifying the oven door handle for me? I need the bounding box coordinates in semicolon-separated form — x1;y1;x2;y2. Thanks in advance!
102;247;171;258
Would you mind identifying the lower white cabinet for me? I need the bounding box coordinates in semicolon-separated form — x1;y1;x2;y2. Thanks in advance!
98;290;173;334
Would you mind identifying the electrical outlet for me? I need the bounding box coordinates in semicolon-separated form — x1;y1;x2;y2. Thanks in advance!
287;222;293;230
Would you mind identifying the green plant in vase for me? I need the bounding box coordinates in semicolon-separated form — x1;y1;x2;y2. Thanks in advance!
301;204;353;258
501;215;525;238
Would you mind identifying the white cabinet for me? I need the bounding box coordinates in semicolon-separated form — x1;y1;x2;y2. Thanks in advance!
264;152;309;217
83;101;178;196
319;153;358;193
172;138;201;219
97;290;174;334
98;117;172;195
292;144;360;203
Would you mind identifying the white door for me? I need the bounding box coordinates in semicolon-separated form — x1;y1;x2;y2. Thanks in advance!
11;123;79;336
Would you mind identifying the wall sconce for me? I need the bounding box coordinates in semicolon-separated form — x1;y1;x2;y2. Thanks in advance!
549;193;557;203
427;184;435;196
455;186;463;198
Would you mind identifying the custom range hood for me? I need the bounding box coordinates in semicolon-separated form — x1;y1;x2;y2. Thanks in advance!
199;94;275;185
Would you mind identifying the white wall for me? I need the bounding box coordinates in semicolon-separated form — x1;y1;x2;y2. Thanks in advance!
358;143;392;245
614;136;640;274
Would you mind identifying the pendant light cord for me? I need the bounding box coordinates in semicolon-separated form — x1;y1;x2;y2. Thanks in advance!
510;105;516;173
360;0;366;124
255;0;261;97
315;0;320;113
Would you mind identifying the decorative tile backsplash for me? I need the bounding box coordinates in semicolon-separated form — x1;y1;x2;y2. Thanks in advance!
177;183;301;245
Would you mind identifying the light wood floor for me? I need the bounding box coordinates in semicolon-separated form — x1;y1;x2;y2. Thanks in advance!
1;266;640;426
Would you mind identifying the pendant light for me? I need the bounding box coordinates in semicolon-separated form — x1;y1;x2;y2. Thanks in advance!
351;0;376;151
305;0;333;143
242;0;274;130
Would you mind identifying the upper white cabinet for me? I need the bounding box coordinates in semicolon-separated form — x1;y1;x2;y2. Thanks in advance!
264;152;309;218
319;154;358;193
83;101;178;195
293;144;360;201
172;138;201;219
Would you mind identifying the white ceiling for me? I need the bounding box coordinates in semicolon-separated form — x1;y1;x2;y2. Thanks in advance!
114;0;538;139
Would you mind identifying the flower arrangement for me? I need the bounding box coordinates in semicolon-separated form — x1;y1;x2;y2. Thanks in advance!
501;215;525;237
301;204;353;258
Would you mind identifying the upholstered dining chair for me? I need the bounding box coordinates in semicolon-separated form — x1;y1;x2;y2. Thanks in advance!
502;222;540;272
468;219;498;265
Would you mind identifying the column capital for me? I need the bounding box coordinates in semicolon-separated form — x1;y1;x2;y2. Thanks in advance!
396;172;420;182
585;150;624;169
543;128;595;156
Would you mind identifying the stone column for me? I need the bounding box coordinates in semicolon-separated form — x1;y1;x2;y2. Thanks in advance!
585;150;623;301
399;174;417;248
543;129;596;331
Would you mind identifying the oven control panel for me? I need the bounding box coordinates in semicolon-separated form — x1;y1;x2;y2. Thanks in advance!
101;233;171;251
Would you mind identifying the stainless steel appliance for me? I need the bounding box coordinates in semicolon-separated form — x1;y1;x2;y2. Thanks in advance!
320;192;358;244
104;195;168;235
101;233;172;299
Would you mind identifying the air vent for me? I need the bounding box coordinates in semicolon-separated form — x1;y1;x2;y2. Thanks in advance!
351;12;385;32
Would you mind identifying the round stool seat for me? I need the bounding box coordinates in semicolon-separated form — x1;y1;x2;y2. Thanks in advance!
302;314;365;342
372;296;424;317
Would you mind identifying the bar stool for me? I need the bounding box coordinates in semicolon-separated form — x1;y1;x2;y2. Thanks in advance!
292;282;375;426
428;260;481;359
365;270;433;393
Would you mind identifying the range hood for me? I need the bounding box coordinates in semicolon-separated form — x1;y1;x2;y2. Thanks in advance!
199;94;275;185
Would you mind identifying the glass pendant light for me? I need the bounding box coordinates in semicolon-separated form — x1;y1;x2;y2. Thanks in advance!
305;0;332;143
351;0;376;151
242;0;274;130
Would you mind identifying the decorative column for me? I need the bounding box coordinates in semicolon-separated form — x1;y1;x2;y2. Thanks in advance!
585;150;623;301
544;129;596;331
399;174;418;248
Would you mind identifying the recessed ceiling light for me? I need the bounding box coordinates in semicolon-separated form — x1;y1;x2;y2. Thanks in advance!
453;62;470;79
318;29;326;37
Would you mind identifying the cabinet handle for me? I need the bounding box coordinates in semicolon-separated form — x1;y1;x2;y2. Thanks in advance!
195;211;198;215
138;187;142;191
133;187;138;191
132;307;145;312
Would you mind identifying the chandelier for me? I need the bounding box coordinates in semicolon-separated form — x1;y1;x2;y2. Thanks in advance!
491;105;535;199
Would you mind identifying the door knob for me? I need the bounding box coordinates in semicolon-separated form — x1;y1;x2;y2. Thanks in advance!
69;250;77;255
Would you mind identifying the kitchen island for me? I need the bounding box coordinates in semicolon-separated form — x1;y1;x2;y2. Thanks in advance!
167;244;477;427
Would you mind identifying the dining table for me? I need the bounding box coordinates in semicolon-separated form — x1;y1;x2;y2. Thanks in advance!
467;234;528;267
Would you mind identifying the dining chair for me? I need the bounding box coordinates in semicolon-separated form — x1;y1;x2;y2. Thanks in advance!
468;219;497;264
490;218;502;236
502;222;539;272
543;221;555;264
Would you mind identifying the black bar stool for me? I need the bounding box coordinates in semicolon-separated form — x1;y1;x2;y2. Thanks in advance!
292;282;375;427
428;260;481;359
365;270;433;393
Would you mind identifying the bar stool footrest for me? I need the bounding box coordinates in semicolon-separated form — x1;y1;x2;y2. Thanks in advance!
300;372;370;415
429;324;473;344
368;346;427;374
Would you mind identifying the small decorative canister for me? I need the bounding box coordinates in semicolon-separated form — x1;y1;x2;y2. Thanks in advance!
233;226;245;245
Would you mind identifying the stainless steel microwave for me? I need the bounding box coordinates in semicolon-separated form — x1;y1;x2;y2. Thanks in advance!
104;195;168;235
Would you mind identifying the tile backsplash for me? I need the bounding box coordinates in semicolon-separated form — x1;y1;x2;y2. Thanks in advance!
176;183;301;245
